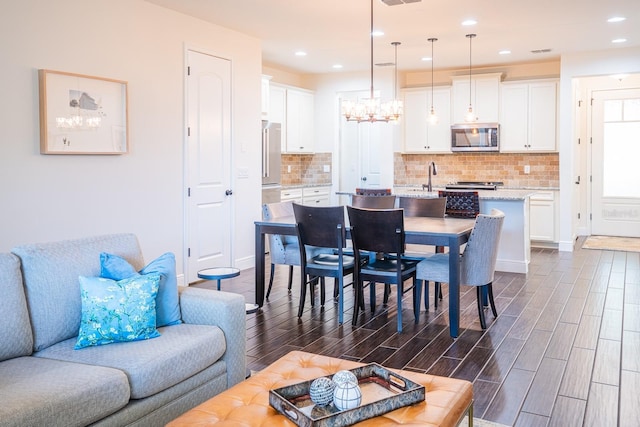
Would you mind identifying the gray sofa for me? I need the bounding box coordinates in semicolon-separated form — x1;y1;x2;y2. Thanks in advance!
0;234;246;427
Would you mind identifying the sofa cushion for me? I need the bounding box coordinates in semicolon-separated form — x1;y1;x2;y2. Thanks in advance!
75;274;161;349
12;234;145;351
100;252;182;327
0;356;129;427
35;323;226;399
0;253;33;362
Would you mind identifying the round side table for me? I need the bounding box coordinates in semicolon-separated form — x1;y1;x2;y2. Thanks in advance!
197;267;259;314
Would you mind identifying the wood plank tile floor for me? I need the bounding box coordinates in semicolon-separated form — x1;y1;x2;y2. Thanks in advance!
193;238;640;426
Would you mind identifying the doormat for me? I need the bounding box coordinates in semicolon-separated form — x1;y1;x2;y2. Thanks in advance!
460;415;511;427
582;235;640;253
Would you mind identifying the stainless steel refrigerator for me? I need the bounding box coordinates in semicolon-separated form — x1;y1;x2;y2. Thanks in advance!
261;121;282;204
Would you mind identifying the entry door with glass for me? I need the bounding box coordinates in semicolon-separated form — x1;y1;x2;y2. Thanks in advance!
590;89;640;237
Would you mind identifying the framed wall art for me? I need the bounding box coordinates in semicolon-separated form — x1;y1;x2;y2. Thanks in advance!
39;69;129;154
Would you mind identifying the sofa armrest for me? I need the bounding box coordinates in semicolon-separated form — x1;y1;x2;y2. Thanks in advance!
178;287;246;389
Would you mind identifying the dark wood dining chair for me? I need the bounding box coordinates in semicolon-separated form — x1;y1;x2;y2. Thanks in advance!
416;209;505;329
346;206;421;333
398;196;447;218
398;196;447;309
350;194;396;209
293;203;356;325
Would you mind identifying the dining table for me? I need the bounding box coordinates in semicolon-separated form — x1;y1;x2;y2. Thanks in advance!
254;214;475;338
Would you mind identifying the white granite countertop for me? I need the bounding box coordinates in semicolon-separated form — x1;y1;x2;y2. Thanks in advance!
337;187;536;201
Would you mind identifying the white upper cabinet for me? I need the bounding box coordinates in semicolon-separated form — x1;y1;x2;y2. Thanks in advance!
451;73;501;124
500;80;558;152
402;87;451;153
285;88;315;153
270;84;315;154
261;75;271;120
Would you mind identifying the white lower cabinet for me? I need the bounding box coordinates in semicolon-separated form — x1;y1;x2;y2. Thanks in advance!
530;191;558;243
302;186;331;206
281;188;303;204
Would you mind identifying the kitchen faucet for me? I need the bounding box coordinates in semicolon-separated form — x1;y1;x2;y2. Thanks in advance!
422;162;437;192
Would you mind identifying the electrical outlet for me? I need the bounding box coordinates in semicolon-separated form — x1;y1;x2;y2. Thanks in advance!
323;164;330;173
524;165;530;174
287;165;291;173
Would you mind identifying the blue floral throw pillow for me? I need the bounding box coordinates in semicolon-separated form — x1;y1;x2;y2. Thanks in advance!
75;273;161;349
100;252;182;327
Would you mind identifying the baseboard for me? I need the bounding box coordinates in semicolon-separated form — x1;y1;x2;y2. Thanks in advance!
234;255;255;271
495;259;528;274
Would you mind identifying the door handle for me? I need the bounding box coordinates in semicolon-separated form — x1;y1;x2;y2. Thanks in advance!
225;189;233;196
361;177;367;182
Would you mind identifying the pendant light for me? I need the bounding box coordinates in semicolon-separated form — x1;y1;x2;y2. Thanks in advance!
342;0;401;123
464;33;477;122
427;37;438;125
381;41;403;122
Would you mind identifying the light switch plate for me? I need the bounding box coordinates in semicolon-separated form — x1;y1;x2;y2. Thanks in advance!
323;165;330;173
524;165;530;174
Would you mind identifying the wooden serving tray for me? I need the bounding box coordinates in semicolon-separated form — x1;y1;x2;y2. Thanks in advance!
269;363;426;427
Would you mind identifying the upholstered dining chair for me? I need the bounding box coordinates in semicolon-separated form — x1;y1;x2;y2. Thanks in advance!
293;203;355;324
398;196;447;309
262;201;299;299
350;194;397;209
437;190;480;218
415;209;505;329
347;206;421;333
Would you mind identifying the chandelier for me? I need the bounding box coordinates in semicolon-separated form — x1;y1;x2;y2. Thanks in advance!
342;0;402;123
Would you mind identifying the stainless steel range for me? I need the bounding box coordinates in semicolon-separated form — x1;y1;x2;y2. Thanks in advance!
445;181;503;190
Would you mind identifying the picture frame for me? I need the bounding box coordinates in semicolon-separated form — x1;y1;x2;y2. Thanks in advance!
39;69;129;154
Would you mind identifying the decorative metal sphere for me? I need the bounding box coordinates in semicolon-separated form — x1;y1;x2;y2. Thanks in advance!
333;381;362;411
332;370;358;386
309;377;336;407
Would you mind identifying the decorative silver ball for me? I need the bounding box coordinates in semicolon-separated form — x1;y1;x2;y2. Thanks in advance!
309;377;336;407
332;370;358;386
333;381;362;411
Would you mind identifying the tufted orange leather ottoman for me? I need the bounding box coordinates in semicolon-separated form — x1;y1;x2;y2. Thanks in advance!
168;351;473;426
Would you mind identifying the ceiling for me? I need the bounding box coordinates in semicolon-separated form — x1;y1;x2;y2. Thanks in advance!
146;0;639;74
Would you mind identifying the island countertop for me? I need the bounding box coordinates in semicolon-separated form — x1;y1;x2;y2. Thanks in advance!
336;188;536;201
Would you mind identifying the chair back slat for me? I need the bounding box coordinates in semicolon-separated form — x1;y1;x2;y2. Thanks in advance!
346;206;405;254
398;196;447;218
351;194;396;209
293;203;346;249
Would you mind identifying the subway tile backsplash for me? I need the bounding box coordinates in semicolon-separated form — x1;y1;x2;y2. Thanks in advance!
281;153;332;186
394;152;559;188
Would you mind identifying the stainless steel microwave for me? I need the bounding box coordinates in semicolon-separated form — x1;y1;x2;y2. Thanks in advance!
451;123;500;152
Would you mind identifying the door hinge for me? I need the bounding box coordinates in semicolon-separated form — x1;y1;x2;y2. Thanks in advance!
578;137;581;145
590;137;592;144
578;100;582;107
188;127;191;137
591;98;594;106
590;213;593;220
188;248;191;257
578;213;581;219
590;175;592;183
188;187;191;197
187;66;191;76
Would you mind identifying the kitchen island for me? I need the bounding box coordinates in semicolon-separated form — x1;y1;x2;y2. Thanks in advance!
338;188;534;274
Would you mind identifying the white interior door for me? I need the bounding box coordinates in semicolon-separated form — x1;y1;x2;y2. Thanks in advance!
590;89;640;237
185;50;232;283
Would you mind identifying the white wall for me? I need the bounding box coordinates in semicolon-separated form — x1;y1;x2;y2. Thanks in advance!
557;46;640;251
0;1;262;278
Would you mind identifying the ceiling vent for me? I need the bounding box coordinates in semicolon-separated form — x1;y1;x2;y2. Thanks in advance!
380;0;421;5
531;48;553;54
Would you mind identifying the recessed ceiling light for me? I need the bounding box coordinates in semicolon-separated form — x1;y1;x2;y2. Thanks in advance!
295;51;307;57
422;56;432;62
612;38;627;44
607;16;626;23
332;64;343;69
462;19;477;26
372;30;384;37
499;50;511;55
